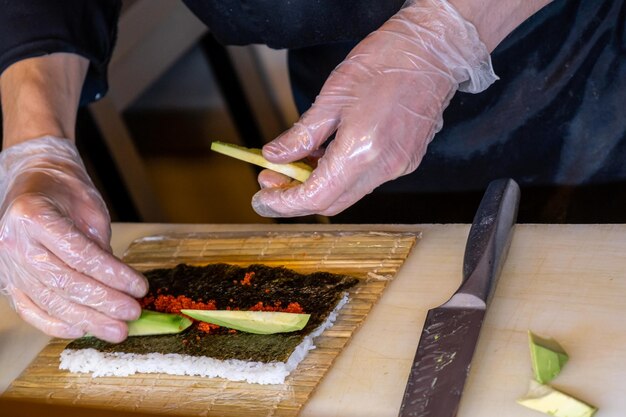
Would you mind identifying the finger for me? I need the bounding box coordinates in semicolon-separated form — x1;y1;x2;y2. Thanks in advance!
262;104;341;164
252;168;349;217
305;147;326;165
252;187;312;217
23;278;129;343
29;246;142;321
10;288;85;339
252;174;341;217
252;130;367;217
257;169;294;189
27;210;148;297
316;185;374;216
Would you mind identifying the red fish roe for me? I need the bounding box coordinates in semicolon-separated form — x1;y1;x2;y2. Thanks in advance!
139;295;155;309
241;271;255;286
141;293;217;314
197;322;220;334
248;301;304;314
140;288;305;336
283;302;305;313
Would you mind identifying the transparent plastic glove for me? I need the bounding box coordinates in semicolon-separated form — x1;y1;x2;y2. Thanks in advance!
0;136;148;342
252;0;498;217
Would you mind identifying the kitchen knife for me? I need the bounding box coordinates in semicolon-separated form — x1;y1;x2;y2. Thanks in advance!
398;178;521;417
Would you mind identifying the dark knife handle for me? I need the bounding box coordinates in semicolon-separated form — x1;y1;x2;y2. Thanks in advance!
454;178;520;306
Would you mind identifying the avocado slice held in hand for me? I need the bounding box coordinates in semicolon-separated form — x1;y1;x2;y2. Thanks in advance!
211;141;313;182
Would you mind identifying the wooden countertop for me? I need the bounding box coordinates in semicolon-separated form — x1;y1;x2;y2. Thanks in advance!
1;223;625;417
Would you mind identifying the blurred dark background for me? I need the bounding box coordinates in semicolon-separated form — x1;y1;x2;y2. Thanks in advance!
2;0;626;225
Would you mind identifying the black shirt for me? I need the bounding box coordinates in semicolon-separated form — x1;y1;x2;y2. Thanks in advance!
0;0;404;104
0;0;121;105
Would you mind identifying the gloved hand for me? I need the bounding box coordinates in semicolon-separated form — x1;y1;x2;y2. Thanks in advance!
252;0;498;217
0;136;148;342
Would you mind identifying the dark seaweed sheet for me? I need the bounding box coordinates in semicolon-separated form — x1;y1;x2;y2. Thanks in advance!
67;263;359;363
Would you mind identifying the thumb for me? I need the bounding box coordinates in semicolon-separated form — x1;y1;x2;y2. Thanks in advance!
263;103;341;163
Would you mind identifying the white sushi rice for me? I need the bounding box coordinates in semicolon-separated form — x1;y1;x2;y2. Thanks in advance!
60;294;349;385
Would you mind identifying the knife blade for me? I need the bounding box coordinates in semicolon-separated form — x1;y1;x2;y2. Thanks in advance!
398;178;521;417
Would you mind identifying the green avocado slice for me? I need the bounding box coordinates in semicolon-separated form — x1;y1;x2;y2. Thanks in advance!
517;380;597;417
529;330;569;384
181;309;311;334
210;141;313;182
127;310;193;336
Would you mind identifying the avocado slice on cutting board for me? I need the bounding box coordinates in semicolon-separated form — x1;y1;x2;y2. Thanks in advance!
517;380;597;417
528;330;569;384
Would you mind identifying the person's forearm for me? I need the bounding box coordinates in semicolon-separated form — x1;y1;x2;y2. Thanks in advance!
447;0;553;52
0;53;88;148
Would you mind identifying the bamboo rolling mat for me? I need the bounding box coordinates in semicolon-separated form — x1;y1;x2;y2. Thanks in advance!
3;231;418;416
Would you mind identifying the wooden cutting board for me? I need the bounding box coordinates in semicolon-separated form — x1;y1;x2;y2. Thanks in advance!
2;231;418;416
295;224;626;417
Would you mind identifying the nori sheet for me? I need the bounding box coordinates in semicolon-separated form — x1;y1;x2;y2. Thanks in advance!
67;263;359;363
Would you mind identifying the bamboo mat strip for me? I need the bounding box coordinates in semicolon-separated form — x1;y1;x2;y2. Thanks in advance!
3;231;418;417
